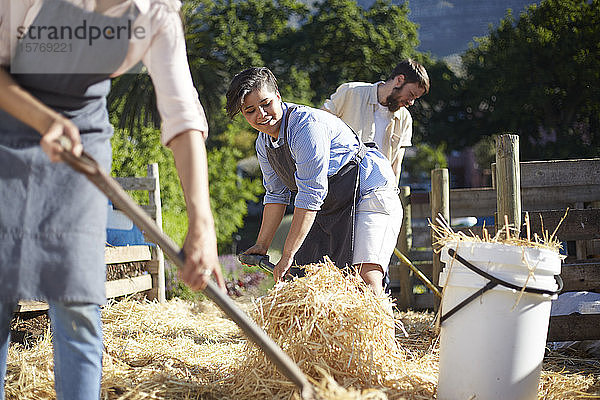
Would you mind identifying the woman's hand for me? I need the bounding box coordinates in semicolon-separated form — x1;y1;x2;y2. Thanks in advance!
273;254;294;282
243;244;268;256
40;117;83;162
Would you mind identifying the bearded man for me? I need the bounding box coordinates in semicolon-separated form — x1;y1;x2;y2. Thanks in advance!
322;59;430;184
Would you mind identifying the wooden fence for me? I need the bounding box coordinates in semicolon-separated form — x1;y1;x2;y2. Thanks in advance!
390;135;600;341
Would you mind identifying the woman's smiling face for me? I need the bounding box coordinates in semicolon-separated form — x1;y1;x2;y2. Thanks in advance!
240;85;284;139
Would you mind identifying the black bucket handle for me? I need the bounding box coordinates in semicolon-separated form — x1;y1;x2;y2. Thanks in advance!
440;247;563;325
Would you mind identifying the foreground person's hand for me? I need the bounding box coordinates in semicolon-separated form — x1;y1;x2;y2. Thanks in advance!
41;117;83;162
180;229;226;292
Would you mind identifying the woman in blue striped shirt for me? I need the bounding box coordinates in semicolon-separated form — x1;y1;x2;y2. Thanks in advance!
227;67;402;296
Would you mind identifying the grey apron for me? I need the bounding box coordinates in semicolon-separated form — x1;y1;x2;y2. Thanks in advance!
0;0;137;305
266;106;366;274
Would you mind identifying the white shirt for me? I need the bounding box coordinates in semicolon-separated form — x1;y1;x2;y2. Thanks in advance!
374;101;392;150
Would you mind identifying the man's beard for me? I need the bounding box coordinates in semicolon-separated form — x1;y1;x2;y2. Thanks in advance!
382;85;406;112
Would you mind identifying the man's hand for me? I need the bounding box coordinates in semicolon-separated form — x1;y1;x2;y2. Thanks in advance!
179;229;226;292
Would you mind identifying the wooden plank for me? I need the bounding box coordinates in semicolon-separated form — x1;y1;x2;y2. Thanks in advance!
105;245;152;264
140;204;157;217
115;177;156;191
560;262;600;292
412;292;435;310
410;192;430;221
411;226;431;248
411;188;498;219
417;263;434;280
408;249;432;262
111;204;156;218
431;169;449;312
396;187;413;310
411;186;600;220
148;163;166;303
547;314;600;341
105;275;152;299
15;301;49;313
575;202;588;260
588;240;600;256
519;158;600;188
16;274;154;313
146;287;159;300
450;188;497;217
525;209;600;241
523;186;600;210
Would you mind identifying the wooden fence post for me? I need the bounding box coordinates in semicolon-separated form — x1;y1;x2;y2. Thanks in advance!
495;134;521;238
148;163;166;303
396;186;413;310
431;168;449;311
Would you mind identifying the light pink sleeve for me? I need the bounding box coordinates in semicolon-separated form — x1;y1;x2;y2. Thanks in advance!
142;5;208;145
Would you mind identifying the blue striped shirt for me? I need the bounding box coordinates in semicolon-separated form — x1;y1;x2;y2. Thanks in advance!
256;103;397;210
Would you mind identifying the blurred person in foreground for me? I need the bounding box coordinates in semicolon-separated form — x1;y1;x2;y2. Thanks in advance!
0;1;224;398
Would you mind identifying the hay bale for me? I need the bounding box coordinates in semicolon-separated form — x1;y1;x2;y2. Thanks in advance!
106;261;147;281
225;259;437;399
100;298;242;399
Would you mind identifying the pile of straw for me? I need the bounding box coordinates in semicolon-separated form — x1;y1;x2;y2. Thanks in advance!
225;258;436;399
431;212;566;253
106;261;147;281
4;259;599;399
5;299;243;399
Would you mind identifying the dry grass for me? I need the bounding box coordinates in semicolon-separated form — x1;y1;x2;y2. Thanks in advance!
430;212;565;253
225;258;437;399
4;259;599;399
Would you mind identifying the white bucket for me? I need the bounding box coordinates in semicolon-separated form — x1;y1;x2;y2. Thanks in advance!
437;241;561;400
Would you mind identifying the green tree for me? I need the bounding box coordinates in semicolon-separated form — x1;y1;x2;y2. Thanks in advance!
111;125;262;252
458;0;600;160
409;58;465;147
207;145;263;252
109;0;308;140
402;143;447;185
107;0;429;253
111;126;188;244
111;126;185;212
284;0;421;104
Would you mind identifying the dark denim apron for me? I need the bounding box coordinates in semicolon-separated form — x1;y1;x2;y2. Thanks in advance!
266;106;366;273
0;0;137;305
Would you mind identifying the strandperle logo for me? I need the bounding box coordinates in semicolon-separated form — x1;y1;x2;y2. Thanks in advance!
16;19;146;46
9;0;154;74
